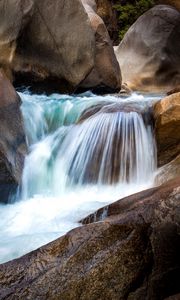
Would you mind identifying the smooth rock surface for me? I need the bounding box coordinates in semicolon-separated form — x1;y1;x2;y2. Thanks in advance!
0;178;179;299
0;71;27;203
154;92;180;166
155;154;180;185
0;0;120;93
115;5;180;92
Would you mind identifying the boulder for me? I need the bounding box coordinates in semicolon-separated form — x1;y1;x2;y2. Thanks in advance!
155;154;180;185
79;0;121;92
0;71;27;203
154;93;180;166
0;177;179;299
159;0;180;10
115;5;180;92
95;0;119;44
0;0;121;93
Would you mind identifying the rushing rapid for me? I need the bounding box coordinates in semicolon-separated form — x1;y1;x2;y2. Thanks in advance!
0;91;159;263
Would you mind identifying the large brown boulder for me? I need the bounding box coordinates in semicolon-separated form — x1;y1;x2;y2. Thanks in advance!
115;5;180;92
0;71;27;203
0;177;179;299
154;93;180;166
0;0;121;93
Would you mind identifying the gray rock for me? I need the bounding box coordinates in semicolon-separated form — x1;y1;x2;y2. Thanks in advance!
115;5;180;93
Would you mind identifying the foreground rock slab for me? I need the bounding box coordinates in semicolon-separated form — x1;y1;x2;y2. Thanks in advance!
0;71;27;203
0;177;180;299
115;5;180;93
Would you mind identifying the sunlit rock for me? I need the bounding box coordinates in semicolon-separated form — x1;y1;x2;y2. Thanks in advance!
115;5;180;92
154;92;180;166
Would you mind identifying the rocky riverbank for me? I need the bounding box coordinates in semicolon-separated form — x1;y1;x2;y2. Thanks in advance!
0;1;179;299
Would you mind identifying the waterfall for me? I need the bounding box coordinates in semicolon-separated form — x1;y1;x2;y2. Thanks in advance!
0;91;159;263
21;98;156;199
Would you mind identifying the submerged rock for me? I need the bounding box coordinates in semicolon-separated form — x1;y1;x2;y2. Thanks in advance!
0;71;27;203
0;0;121;94
154;92;180;166
74;102;155;185
0;177;179;299
115;5;180;93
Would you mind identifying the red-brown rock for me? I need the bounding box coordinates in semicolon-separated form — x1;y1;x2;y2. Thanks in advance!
154;93;180;166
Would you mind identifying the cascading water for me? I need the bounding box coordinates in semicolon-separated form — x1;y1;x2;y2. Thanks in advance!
0;91;159;263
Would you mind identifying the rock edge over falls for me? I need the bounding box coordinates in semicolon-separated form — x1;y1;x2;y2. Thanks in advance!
0;177;179;300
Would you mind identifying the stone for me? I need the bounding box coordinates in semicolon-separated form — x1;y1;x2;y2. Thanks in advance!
0;177;179;299
79;0;121;92
155;154;180;185
115;5;180;92
154;93;180;166
167;86;180;96
0;70;27;203
0;0;121;93
95;0;119;44
158;0;180;10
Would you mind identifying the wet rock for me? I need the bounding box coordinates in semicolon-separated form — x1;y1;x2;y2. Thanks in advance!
0;177;179;299
154;93;180;166
76;101;155;185
0;71;27;203
167;86;180;96
155;154;180;185
115;5;180;93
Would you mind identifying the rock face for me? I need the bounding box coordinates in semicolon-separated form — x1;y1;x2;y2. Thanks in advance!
0;71;27;203
0;0;121;93
95;0;119;44
115;5;180;92
79;0;121;92
0;177;179;299
154;93;180;166
155;154;180;185
159;0;180;10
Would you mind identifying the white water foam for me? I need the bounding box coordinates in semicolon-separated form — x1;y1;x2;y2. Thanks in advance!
0;92;160;263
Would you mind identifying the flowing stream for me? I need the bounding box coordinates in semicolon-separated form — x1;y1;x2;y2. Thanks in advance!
0;91;160;263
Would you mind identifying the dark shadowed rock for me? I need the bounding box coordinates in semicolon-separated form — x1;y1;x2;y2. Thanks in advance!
0;178;179;299
154;93;180;166
0;71;27;203
79;0;121;92
115;5;180;92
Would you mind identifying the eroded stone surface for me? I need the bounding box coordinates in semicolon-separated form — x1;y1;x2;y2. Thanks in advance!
0;178;179;299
